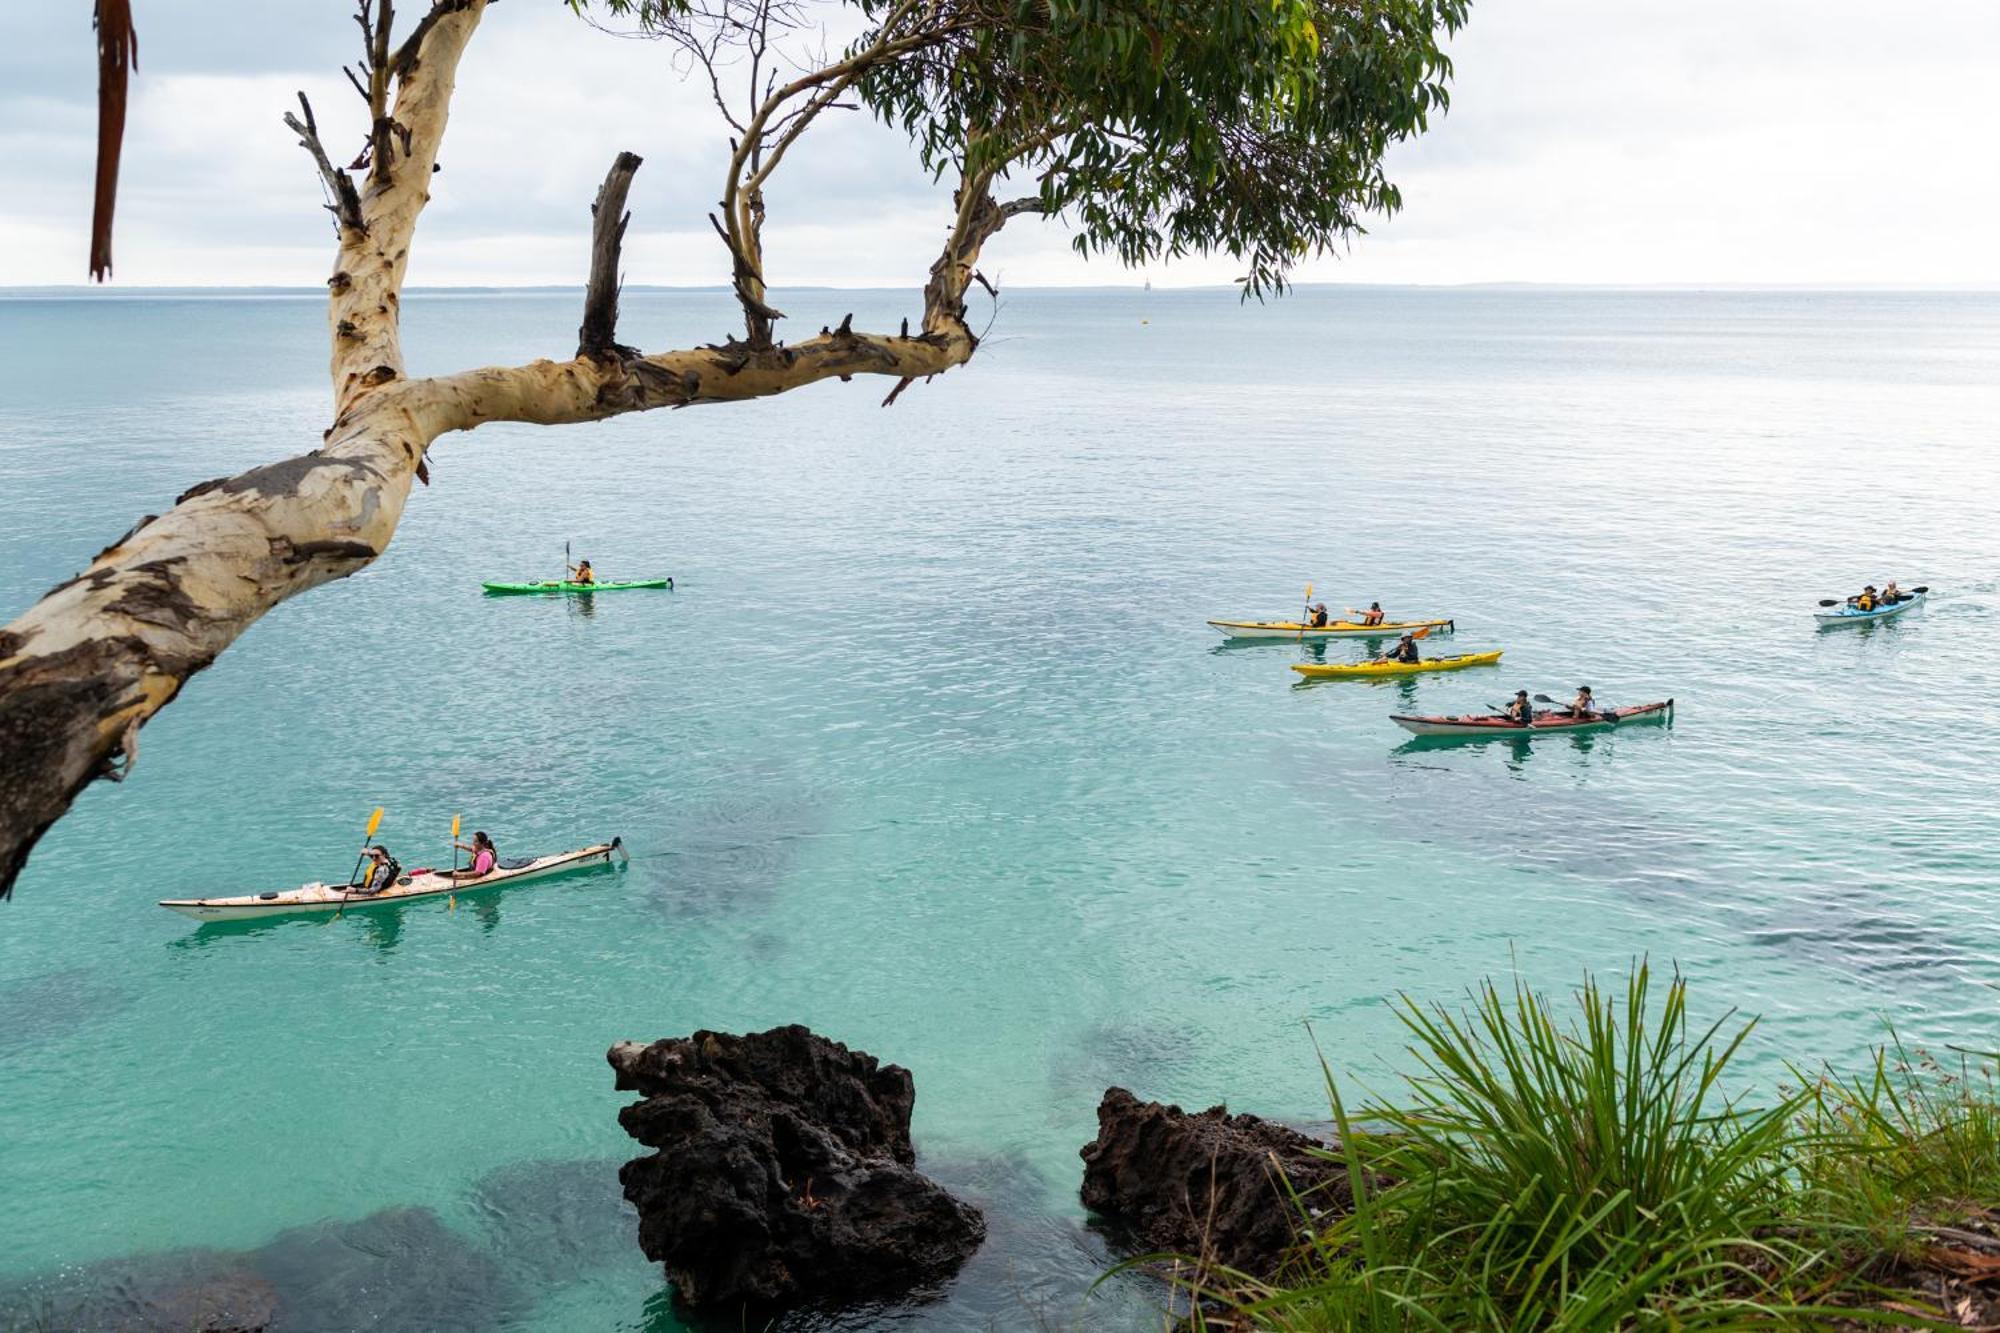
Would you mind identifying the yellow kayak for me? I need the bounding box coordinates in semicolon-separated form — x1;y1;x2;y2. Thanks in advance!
1291;650;1503;680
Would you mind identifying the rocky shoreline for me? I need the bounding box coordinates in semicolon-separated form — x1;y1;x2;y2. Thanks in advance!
605;1025;1339;1324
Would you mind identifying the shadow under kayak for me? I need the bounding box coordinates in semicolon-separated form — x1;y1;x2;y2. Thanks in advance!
1390;700;1674;738
158;839;626;921
1292;650;1502;680
483;579;673;594
1208;617;1454;641
1813;591;1923;626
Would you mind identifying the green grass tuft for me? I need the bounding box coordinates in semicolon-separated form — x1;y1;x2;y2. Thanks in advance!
1169;963;2000;1330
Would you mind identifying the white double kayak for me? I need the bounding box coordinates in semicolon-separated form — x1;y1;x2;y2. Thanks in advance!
1813;592;1924;626
158;839;626;921
1209;617;1454;641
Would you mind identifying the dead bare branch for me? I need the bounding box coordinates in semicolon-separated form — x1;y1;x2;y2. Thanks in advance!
579;151;645;361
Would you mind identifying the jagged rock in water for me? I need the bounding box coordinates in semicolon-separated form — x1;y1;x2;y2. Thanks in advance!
1079;1086;1353;1278
609;1024;986;1313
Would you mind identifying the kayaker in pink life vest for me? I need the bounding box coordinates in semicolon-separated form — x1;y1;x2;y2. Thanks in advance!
450;830;498;880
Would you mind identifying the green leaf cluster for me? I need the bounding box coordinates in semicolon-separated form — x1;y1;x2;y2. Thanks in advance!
572;0;1468;296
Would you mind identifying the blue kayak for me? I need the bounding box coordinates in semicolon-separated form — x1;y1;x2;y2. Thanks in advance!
1814;591;1924;626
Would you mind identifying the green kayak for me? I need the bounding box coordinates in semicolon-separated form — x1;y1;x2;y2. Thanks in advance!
482;578;673;595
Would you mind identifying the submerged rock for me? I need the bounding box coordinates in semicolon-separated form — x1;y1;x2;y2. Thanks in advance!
0;1205;516;1333
1079;1087;1352;1278
609;1024;986;1313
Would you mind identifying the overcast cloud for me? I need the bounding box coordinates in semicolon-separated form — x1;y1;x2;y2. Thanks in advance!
3;1;1996;288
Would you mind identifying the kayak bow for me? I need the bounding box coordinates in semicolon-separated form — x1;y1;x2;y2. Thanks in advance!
1390;700;1674;739
1209;617;1454;641
1292;650;1502;680
158;839;627;921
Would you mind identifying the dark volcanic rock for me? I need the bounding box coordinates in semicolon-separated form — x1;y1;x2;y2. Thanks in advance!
609;1024;986;1313
1079;1087;1352;1278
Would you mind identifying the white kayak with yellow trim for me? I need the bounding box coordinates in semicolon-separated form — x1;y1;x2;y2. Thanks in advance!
1208;617;1454;641
158;839;626;921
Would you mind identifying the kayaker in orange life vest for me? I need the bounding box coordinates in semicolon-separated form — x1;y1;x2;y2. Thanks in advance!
1306;603;1331;627
568;559;595;586
1850;585;1878;611
1381;633;1420;664
1347;602;1387;626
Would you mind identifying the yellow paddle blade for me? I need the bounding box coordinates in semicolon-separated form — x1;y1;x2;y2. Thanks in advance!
448;895;456;912
365;807;384;838
451;813;461;838
1304;583;1313;602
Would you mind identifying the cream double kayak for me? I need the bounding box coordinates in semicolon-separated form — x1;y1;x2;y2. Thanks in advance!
1210;617;1455;641
158;839;626;921
1292;650;1502;680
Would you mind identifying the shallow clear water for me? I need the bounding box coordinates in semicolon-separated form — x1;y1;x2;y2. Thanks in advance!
2;286;1998;1330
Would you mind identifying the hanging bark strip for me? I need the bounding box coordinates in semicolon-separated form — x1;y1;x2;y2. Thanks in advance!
89;0;137;281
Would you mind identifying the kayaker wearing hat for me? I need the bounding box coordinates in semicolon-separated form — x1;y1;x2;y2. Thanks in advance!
1564;685;1599;719
567;558;596;586
1502;690;1535;725
1849;585;1878;611
355;845;401;896
450;831;499;880
1381;632;1421;664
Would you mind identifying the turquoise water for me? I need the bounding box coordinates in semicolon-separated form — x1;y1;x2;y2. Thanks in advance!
2;286;1998;1329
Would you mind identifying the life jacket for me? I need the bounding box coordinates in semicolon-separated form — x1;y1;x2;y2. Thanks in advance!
1856;593;1875;610
575;566;595;585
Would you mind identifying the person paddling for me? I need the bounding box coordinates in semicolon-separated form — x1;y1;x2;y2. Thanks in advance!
1306;603;1331;628
568;558;596;586
1881;579;1904;604
1502;690;1535;725
354;845;401;896
1346;601;1386;626
1849;584;1878;611
1381;632;1420;664
451;830;498;881
1564;685;1599;719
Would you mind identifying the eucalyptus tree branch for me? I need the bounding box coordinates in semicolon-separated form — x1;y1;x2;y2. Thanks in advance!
0;0;491;901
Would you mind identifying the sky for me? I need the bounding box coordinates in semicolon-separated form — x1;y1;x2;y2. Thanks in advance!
2;1;1997;289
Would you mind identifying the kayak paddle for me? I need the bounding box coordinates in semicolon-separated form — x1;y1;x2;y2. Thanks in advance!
1302;582;1313;627
347;806;385;887
448;812;461;910
1533;692;1619;724
335;807;385;920
1818;585;1928;607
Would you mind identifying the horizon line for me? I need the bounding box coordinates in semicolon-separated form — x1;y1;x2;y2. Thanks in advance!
4;280;1998;297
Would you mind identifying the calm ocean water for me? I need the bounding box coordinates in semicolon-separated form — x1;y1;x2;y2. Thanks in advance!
1;286;1997;1329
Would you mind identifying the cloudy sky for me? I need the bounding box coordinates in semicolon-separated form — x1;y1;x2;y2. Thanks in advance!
4;1;1997;289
